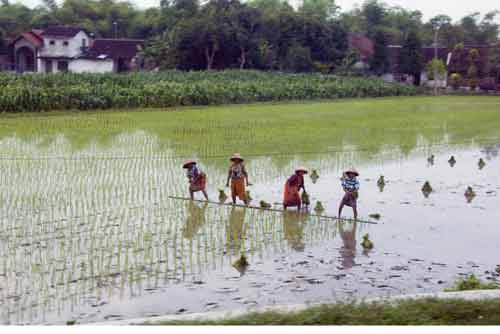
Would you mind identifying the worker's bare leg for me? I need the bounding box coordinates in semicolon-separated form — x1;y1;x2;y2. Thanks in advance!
353;206;358;220
338;203;344;218
189;189;194;200
202;190;208;201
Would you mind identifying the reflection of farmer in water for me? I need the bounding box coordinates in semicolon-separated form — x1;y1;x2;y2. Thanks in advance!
183;201;208;240
339;221;357;269
283;211;306;252
227;207;246;254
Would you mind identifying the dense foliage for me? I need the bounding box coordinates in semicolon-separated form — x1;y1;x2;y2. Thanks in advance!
1;0;499;77
0;71;418;112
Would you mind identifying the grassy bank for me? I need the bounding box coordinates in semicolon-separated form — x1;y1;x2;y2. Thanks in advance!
0;70;418;113
149;298;500;325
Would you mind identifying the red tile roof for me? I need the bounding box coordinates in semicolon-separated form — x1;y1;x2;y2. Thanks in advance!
12;32;43;48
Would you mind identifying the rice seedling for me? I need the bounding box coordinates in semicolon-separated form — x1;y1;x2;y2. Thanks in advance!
427;155;435;165
421;181;433;198
448;155;456;167
361;234;374;250
369;213;381;220
464;186;476;203
314;201;325;214
377;176;385;192
478;158;486;170
310;170;319;183
259;201;272;209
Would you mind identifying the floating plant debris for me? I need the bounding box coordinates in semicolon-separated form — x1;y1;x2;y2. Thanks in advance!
369;213;381;220
361;234;374;250
245;190;253;202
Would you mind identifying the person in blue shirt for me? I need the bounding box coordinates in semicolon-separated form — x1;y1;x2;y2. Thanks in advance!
338;168;360;220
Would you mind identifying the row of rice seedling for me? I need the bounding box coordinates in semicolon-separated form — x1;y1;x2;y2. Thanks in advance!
0;131;362;324
0;71;419;113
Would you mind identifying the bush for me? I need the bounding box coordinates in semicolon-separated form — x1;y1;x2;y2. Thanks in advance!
0;71;419;113
449;73;462;90
445;274;499;292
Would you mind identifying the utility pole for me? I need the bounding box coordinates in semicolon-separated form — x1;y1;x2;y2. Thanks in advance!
113;21;118;39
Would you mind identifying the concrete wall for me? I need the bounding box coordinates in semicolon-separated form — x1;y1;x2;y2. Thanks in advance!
69;59;114;73
39;31;90;59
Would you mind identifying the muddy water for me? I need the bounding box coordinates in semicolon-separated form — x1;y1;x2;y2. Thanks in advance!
1;106;500;324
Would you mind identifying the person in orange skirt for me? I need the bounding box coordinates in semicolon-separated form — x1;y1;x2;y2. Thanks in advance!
183;160;208;201
226;153;250;205
283;167;308;211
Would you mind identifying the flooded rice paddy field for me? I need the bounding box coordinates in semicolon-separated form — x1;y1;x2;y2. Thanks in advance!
0;96;499;324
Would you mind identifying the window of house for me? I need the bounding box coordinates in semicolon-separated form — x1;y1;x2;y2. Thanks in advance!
63;41;69;46
49;40;55;46
57;61;69;72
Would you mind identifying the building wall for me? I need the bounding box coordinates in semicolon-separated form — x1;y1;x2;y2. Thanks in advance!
39;31;90;58
13;39;38;72
69;59;114;73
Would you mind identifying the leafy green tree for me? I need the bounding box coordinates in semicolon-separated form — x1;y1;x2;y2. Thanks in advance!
370;30;389;75
400;30;423;85
298;0;339;21
285;44;313;72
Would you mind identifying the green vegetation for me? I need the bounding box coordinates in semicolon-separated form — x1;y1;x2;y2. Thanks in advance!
445;275;500;292
0;71;418;113
149;298;500;325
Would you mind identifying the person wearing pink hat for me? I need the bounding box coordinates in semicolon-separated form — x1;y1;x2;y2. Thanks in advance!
183;160;208;201
283;167;308;211
338;168;360;219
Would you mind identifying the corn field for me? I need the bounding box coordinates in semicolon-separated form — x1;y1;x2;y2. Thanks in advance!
0;71;419;113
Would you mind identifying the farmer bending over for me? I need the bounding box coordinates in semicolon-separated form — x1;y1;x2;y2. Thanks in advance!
183;160;208;201
338;168;359;220
226;153;250;205
283;167;308;211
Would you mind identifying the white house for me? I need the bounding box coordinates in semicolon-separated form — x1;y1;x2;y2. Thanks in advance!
10;26;143;74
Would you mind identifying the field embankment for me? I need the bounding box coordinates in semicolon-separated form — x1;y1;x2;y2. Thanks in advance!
0;70;418;113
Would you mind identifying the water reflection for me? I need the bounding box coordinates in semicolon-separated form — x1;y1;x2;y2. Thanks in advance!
283;211;306;252
226;207;247;254
339;221;357;269
183;202;208;240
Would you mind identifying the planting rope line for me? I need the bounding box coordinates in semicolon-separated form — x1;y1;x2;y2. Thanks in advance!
167;195;378;225
0;137;498;161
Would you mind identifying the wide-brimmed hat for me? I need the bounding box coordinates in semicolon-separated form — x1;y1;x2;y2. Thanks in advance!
344;168;359;176
230;153;244;162
295;166;308;174
182;160;197;168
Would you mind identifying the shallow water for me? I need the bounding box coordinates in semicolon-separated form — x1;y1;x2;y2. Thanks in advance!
0;98;500;324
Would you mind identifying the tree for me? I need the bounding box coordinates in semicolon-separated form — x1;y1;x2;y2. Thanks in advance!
229;2;261;69
298;0;339;21
370;30;389;75
400;30;423;85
